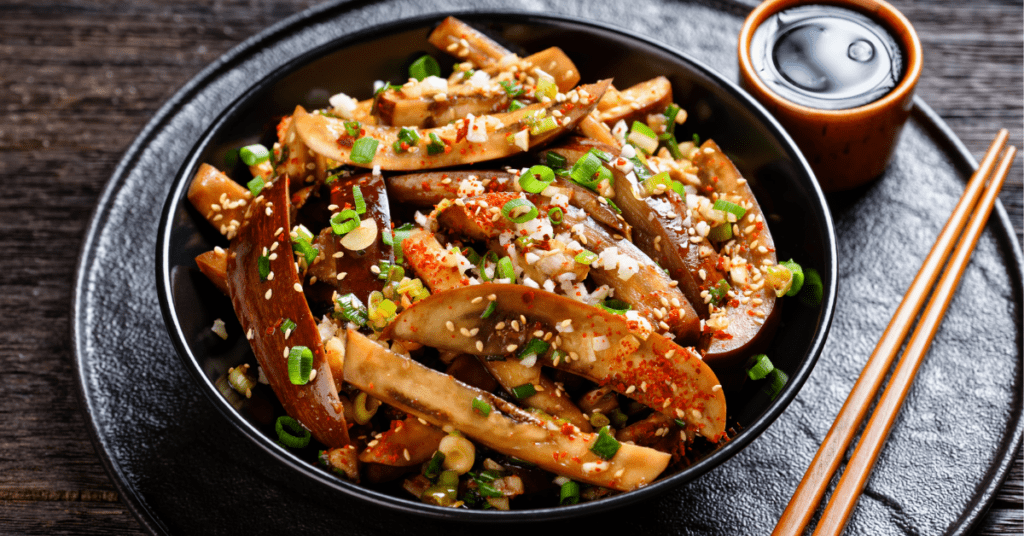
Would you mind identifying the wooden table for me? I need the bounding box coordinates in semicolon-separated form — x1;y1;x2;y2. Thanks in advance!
1;0;1019;533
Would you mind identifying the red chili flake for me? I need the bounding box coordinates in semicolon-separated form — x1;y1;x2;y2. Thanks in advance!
522;291;535;306
444;145;452;154
729;299;740;308
560;423;575;436
714;331;733;340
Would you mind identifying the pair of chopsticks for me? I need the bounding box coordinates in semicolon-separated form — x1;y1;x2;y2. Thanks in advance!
773;129;1016;536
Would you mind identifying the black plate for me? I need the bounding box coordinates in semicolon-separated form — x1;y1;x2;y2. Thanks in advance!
154;9;835;520
73;1;1022;534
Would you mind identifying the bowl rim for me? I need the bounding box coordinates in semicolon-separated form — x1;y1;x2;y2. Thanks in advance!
156;8;838;521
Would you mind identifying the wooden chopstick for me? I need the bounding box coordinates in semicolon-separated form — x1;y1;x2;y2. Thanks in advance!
772;128;1011;536
811;144;1017;535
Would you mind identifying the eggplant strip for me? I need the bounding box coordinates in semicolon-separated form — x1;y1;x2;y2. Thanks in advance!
376;84;510;128
291;80;610;171
344;330;671;491
386;170;516;207
404;226;592;432
691;141;780;368
329;173;394;303
596;76;673;126
226;176;350;447
195;248;229;295
359;416;446;467
428;16;513;71
403;228;473;291
187;163;250;240
383;285;727;441
565;207;701;344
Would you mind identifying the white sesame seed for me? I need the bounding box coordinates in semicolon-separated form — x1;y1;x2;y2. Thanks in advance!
476;341;484;352
293;283;303;292
446;321;455;332
265;289;273;300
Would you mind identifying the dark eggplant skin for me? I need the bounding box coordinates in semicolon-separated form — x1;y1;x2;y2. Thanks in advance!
226;175;350;447
328;173;393;305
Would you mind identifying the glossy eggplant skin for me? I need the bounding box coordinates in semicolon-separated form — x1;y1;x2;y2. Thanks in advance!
225;175;350;447
328;173;393;304
383;284;726;441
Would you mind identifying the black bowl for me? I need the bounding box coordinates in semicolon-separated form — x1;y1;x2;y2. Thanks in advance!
156;11;837;521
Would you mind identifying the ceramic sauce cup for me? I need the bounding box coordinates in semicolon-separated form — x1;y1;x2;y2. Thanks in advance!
738;0;922;192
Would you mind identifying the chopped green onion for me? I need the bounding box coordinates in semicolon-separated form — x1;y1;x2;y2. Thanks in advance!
569;151;604;188
239;144;270;166
550;349;567;365
409;55;440;81
423;451;445;479
426;132;446;155
481;301;497;319
501;198;539;223
589;425;621;460
598;298;632;315
574;250;598;265
664;103;681;126
707;279;731;305
559;481;580;505
224;148;239;169
381;222;415;263
692;133;701;145
350;137;378;164
324;173;340;185
663;134;684;160
763;368;789;400
546;152;567;169
344;121;361;137
499;80;525;98
353;391;380;425
461;246;481;265
799;268;823;307
472;397;491;416
518;338;550;360
528;115;559;136
589;148;613;163
291;235;317;266
294;225;313;243
398;126;420;146
247;176;265;197
477;251;499;282
514;236;533;249
707;223;733;242
279;318;297;334
590;412;611;428
671;180;686;197
609;408;628;427
535;77;557;100
746;354;774;381
510;383;537;399
713;199;747;220
287;346;313;385
640;171;672;197
275;416;311;448
606;198;622;214
506;99;527;112
352;186;366;214
781;260;805;296
518;165;555;193
496;256;515;281
373;83;400;97
766;264;794;297
330;209;360;235
548;207;564;225
257;255;270;281
334;293;368;326
627;121;659;154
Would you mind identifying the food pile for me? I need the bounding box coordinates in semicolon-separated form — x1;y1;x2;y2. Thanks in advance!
187;17;813;509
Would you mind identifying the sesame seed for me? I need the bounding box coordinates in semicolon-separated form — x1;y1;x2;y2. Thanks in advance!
336;272;347;280
247;328;254;340
506;344;518;352
269;253;278;261
370;265;380;274
487;294;497;301
267;271;275;281
641;382;648;392
625;385;636;394
533;330;544;338
265;289;273;300
460;327;471;336
476;340;484;352
471;296;483;304
293;283;303;292
333;251;344;258
494;321;506;330
446;321;455;332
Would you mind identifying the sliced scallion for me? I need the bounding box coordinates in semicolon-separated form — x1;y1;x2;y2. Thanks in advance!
279;318;297;335
350;137;378;164
518;338;550;360
287;346;313;385
291;235;317;266
471;397;491;416
569;151;604;189
799;268;823;307
275;415;311;448
343;120;361;137
535;77;557;100
499;80;525;98
559;480;580;505
574;250;598;265
589;425;621;460
746;354;774;381
409;55;440;81
510;383;537;399
258;255;270;281
598;298;631;315
423;451;445;479
763;368;789;400
781;260;805;296
426;132;446;155
546;151;567;169
239;144;270;166
713;199;747;220
330;209;360;235
480;301;497;319
707;223;733;242
352;186;366;214
334;293;368;326
548;207;564;225
247;176;265;197
501;198;538;223
518;165;555;193
496;256;515;281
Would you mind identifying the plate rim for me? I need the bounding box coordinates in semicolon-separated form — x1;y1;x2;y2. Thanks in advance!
70;0;1020;533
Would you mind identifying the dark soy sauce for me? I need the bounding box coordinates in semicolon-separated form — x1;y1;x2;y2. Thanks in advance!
750;5;905;110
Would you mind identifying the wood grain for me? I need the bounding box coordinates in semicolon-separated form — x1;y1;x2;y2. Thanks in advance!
0;0;1019;534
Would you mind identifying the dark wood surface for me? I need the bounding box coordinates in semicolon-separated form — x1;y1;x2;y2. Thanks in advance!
0;0;1019;533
